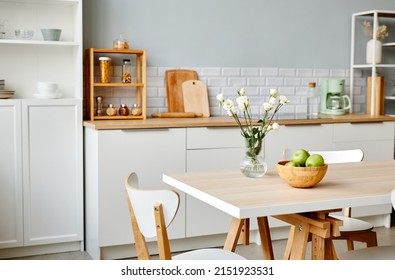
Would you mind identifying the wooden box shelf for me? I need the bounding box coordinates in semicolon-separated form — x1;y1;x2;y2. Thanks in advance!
84;48;147;120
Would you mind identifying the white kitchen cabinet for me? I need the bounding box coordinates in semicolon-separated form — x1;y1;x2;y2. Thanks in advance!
264;124;334;168
186;127;245;237
84;127;186;260
0;100;23;249
0;99;83;258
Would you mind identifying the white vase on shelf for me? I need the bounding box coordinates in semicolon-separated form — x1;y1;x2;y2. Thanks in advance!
366;39;382;64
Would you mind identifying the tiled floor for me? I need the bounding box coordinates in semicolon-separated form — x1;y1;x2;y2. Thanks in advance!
7;226;395;260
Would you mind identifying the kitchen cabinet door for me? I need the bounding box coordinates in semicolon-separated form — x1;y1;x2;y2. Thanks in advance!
186;127;245;237
0;101;23;249
21;99;83;246
84;127;186;259
264;124;334;168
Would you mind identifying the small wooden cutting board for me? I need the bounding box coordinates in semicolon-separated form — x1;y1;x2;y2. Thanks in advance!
165;69;198;112
182;80;210;117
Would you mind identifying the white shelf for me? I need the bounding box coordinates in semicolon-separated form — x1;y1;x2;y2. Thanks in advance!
0;39;79;46
350;10;395;116
0;0;79;4
352;64;395;68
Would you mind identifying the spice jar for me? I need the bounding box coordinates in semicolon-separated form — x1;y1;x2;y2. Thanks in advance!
106;104;117;116
131;104;142;116
119;104;129;116
122;59;132;83
99;57;111;83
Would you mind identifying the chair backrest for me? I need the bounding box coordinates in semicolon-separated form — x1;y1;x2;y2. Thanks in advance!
283;149;364;164
124;172;180;260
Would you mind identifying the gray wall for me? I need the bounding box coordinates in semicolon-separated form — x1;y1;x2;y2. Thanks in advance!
83;0;395;68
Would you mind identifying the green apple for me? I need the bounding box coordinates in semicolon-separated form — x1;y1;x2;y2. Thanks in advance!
305;154;325;167
285;161;301;167
292;149;310;166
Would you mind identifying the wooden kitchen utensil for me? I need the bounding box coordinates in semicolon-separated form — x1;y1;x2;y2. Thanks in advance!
367;76;384;115
151;112;203;118
165;69;198;112
182;80;210;117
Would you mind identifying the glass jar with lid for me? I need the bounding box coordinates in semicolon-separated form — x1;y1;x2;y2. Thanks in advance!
99;57;111;83
113;34;129;50
119;104;130;116
122;59;132;83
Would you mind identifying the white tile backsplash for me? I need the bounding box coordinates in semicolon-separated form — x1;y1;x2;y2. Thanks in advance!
95;66;367;116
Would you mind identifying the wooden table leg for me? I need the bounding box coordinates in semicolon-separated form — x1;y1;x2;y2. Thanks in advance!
257;216;274;260
223;217;244;251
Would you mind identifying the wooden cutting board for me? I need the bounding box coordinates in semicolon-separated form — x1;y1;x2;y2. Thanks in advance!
367;76;384;115
182;80;210;117
165;69;198;112
151;112;202;118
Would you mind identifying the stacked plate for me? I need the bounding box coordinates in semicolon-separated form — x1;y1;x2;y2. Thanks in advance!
0;79;15;99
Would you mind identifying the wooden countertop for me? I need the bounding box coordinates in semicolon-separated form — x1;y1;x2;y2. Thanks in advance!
83;114;395;130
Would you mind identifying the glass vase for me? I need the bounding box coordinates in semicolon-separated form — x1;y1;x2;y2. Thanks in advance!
240;139;267;178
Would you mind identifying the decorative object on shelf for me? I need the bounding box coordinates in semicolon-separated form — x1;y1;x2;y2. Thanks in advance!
122;59;132;83
217;88;290;178
99;57;111;83
41;29;62;41
119;103;129;116
364;20;388;64
106;104;117;116
96;96;103;116
14;29;33;40
131;104;142;116
113;34;129;49
367;75;384;115
0;19;7;39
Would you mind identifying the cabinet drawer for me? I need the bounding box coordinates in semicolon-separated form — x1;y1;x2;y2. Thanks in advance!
187;127;244;149
333;122;394;142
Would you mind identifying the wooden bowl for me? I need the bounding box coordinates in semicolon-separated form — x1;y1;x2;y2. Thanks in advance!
276;160;328;188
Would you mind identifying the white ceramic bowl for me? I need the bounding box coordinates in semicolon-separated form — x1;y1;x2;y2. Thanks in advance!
37;82;59;95
41;29;62;41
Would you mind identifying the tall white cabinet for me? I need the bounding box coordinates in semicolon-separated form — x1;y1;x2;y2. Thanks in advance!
0;0;83;258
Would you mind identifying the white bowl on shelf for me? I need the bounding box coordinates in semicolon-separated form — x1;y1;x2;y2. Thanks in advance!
37;81;59;95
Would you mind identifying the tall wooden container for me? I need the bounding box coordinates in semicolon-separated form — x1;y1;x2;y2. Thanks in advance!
367;76;384;115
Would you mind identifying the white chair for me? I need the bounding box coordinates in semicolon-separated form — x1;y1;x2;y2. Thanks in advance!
124;172;246;260
337;189;395;260
283;149;377;251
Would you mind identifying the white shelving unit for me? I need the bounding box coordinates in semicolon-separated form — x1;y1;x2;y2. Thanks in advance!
0;0;83;258
350;10;395;116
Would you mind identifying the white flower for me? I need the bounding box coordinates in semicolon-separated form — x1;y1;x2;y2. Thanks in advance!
236;95;249;106
271;122;280;130
279;95;290;104
216;93;225;102
238;88;246;96
263;102;273;111
223;99;234;112
268;96;276;106
269;88;278;97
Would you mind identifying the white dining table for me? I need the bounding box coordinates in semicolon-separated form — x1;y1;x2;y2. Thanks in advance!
163;160;395;260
